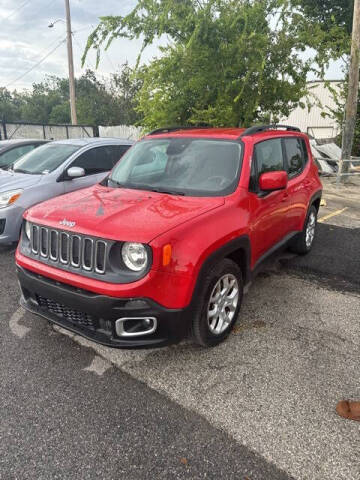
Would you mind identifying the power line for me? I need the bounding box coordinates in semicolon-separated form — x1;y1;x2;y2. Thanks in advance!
3;0;32;21
90;23;116;71
72;31;92;70
32;0;57;22
6;38;66;88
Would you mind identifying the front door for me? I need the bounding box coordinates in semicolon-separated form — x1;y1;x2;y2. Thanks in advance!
248;137;292;265
63;145;124;194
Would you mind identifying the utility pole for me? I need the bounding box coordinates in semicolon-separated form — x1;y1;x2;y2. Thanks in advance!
64;0;77;125
339;0;360;183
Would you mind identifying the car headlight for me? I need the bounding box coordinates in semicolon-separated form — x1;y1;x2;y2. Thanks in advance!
122;242;148;271
25;220;31;240
0;189;23;209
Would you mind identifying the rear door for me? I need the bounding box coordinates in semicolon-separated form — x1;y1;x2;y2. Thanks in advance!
248;137;292;263
282;136;310;230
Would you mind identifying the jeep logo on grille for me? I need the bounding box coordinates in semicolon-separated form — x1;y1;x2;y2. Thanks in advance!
59;219;76;228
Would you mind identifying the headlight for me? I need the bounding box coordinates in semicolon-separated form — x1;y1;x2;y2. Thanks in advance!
25;220;31;240
0;189;23;209
122;242;148;271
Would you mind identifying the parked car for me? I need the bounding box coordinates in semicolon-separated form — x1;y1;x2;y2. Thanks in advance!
16;125;322;348
0;137;133;244
0;139;49;170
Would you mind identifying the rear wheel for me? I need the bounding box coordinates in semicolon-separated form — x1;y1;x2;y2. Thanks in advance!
289;205;317;255
191;259;243;347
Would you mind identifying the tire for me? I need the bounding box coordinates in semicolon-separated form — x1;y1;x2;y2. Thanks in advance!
289;205;317;255
191;258;243;347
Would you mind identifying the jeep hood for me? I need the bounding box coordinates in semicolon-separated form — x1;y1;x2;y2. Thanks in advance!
25;184;225;243
0;170;42;190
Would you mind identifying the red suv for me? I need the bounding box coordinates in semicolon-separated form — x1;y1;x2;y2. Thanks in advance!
16;125;322;348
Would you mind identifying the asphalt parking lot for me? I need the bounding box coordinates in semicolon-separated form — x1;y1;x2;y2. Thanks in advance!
1;181;359;480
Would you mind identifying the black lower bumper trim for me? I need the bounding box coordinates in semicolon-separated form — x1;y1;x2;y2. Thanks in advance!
17;266;191;349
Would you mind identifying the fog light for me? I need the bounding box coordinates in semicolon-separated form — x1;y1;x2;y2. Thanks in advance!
124;299;149;309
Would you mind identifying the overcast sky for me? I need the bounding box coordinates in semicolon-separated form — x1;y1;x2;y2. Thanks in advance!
0;0;344;92
0;0;163;91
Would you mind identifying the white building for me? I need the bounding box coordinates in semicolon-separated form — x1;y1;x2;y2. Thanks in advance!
282;80;344;139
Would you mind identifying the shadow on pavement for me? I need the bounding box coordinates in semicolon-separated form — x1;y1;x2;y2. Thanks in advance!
281;223;360;293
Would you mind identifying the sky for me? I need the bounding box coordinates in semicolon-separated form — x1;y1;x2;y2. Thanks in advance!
0;0;344;93
0;0;163;91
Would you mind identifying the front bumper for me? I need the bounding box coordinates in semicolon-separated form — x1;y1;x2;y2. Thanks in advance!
17;265;191;348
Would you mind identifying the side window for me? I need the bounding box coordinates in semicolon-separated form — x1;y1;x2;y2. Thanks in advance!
249;157;257;192
254;138;284;175
116;145;131;160
284;138;306;177
301;139;309;165
71;146;119;175
70;149;97;175
106;145;131;169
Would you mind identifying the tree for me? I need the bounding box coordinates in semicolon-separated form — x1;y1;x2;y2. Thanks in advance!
83;0;312;129
0;67;142;126
291;0;353;71
0;88;23;121
110;63;144;125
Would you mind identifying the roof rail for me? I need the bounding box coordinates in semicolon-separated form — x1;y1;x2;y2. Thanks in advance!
147;125;211;136
239;124;301;138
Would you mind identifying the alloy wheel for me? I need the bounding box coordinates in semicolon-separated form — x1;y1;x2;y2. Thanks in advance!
207;274;239;335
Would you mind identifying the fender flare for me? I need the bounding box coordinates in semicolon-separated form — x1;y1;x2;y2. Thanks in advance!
310;190;322;209
188;235;251;309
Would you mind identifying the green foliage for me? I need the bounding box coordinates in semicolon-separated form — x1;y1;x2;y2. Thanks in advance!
291;0;353;70
83;0;312;129
294;0;353;35
323;80;360;156
0;66;142;125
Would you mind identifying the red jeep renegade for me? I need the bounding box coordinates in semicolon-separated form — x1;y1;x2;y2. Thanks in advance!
16;125;322;348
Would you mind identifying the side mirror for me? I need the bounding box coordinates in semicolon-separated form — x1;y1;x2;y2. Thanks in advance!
259;171;288;192
66;166;85;179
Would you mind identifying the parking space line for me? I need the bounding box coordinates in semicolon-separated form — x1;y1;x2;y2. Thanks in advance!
318;207;348;223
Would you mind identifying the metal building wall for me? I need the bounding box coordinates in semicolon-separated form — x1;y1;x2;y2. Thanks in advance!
282;81;344;139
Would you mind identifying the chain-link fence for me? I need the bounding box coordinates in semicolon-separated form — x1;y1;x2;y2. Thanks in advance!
0;121;98;140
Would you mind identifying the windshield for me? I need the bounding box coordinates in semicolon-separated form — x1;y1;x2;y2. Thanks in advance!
13;143;80;175
106;138;242;196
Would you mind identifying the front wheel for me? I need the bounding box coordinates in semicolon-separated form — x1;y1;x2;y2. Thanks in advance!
289;205;317;255
191;259;243;347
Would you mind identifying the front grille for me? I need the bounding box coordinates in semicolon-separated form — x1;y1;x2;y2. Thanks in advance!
30;225;108;275
36;294;95;328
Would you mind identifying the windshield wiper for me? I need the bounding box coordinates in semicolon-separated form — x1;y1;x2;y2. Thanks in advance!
146;187;185;196
107;179;131;188
107;179;185;195
13;168;33;174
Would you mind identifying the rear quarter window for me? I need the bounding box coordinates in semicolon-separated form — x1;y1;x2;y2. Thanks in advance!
284;137;308;177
